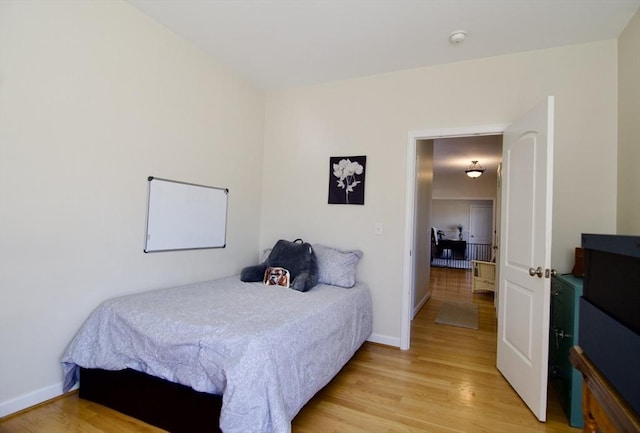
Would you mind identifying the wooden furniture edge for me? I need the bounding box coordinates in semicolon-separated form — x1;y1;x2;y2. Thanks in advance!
569;346;640;433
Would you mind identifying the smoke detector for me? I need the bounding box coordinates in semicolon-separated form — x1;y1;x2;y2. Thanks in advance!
449;30;467;44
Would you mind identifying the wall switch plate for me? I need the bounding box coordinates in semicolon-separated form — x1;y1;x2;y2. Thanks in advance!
375;222;383;235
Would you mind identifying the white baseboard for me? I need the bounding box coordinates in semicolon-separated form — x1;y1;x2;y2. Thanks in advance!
368;292;430;350
413;291;431;318
0;382;65;418
367;333;400;348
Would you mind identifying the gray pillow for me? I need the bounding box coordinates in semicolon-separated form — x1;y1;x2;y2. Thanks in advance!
313;244;363;288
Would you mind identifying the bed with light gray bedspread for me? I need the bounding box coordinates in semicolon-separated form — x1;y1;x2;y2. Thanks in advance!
62;276;372;433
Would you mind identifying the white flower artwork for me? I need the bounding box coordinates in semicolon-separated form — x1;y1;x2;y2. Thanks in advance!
328;156;366;205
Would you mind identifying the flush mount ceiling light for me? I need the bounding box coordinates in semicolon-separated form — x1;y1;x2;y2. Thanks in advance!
465;160;485;178
449;30;467;44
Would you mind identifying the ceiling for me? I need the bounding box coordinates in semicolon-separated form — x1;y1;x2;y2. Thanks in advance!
124;0;638;175
126;0;639;90
433;135;502;177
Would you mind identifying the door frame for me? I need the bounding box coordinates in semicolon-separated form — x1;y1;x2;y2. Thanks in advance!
401;124;507;350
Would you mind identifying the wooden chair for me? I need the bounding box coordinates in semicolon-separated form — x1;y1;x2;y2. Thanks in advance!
471;260;495;293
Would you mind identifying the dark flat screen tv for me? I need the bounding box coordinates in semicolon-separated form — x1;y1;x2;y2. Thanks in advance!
579;233;640;415
581;234;640;335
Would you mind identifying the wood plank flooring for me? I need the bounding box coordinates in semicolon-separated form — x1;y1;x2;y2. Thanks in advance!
0;267;579;433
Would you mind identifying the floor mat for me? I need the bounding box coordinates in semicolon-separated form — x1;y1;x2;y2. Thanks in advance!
435;301;479;330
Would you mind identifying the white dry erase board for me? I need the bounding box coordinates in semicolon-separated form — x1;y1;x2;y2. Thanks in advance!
144;177;228;252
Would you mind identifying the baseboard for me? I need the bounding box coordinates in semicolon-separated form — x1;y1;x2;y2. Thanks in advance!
413;291;431;318
0;382;70;418
367;333;400;348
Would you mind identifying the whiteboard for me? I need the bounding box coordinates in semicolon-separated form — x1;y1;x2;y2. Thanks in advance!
144;177;228;252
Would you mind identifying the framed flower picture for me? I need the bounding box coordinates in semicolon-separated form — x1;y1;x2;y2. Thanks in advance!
328;155;366;205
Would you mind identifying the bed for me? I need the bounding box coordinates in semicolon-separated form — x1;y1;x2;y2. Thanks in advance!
62;274;372;433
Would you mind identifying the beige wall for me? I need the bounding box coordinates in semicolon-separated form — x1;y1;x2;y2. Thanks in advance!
413;140;434;314
0;0;628;416
433;172;499;200
432;199;494;241
617;9;640;234
261;41;618;344
0;1;265;414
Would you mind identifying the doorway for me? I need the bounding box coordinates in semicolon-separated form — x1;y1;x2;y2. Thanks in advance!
470;205;493;245
403;97;556;422
401;124;506;350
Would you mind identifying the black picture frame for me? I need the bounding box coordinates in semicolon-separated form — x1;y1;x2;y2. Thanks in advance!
328;156;366;205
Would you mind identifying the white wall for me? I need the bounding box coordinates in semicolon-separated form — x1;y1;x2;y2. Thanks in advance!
617;9;640;234
261;41;618;345
0;1;265;415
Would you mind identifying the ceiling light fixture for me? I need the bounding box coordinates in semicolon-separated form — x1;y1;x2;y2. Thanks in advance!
465;160;485;178
449;30;467;44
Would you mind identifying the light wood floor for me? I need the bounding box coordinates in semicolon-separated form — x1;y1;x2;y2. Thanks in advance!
0;267;579;433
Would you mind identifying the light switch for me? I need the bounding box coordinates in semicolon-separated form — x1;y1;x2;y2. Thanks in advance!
375;223;383;235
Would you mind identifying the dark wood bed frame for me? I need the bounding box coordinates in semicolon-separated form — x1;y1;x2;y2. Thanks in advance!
79;367;223;433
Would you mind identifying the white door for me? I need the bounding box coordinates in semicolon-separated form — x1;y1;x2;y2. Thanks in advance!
497;97;554;421
469;206;493;245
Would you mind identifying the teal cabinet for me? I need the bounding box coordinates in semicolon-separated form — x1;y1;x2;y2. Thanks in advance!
549;274;583;428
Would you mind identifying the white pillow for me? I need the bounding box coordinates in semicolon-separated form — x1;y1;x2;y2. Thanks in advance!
313;244;363;288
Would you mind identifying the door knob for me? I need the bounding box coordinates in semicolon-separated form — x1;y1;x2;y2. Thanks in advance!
529;266;543;278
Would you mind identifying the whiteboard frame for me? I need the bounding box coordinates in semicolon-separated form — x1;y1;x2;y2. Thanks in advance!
144;176;228;253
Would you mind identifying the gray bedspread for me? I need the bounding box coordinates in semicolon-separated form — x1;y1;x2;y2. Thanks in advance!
61;276;372;433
